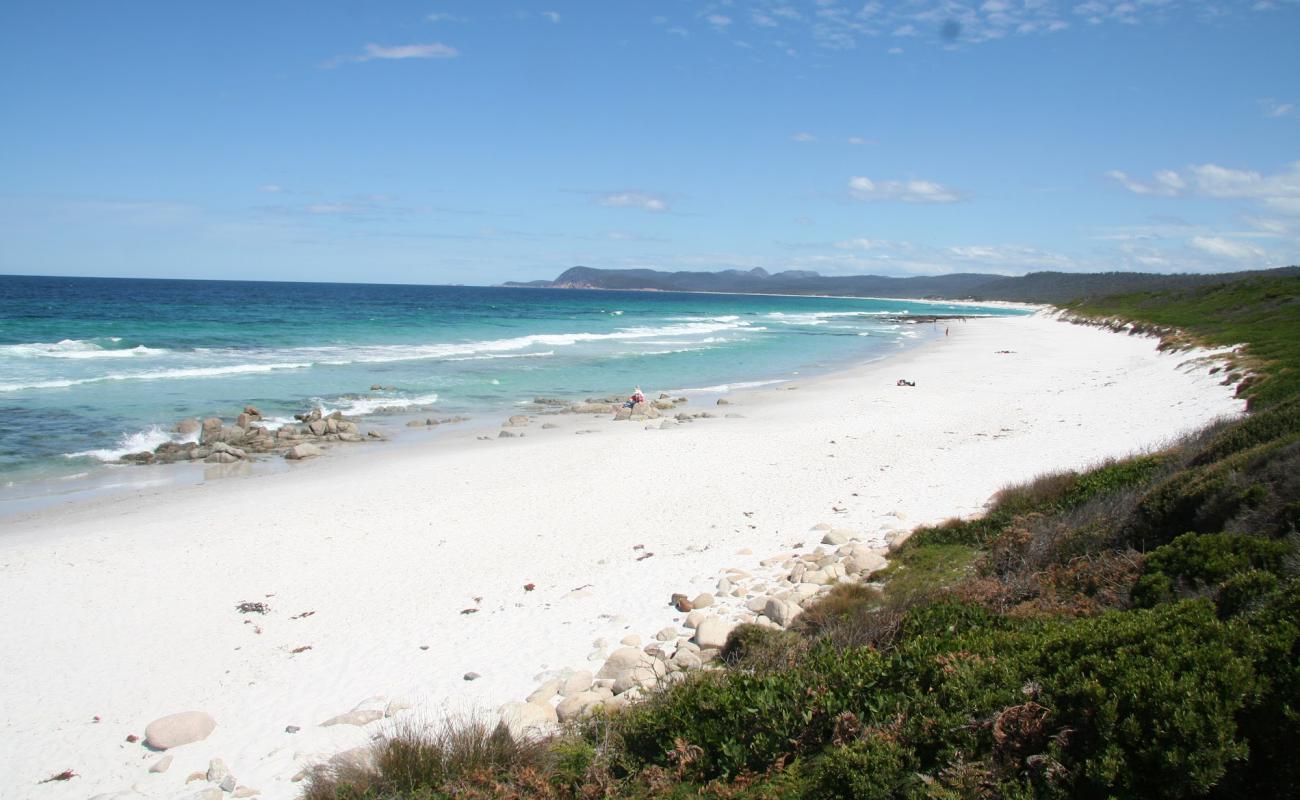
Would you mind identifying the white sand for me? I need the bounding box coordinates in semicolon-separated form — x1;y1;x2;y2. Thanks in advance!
0;313;1245;799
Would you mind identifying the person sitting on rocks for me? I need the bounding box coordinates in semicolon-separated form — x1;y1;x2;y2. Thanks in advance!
625;386;646;408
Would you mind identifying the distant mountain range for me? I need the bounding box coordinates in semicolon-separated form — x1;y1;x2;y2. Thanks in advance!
502;265;1300;304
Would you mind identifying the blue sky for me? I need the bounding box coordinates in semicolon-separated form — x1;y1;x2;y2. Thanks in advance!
1;1;1298;284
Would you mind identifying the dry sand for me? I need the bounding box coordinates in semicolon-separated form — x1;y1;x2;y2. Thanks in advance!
0;312;1245;799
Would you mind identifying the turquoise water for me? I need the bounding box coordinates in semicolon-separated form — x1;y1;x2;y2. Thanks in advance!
0;275;1027;505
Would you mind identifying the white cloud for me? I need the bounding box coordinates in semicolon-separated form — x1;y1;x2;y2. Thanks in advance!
835;238;883;250
847;136;868;144
1260;98;1294;118
790;131;817;142
426;12;465;23
259;184;285;194
1190;236;1266;260
542;10;561;23
707;14;733;28
1105;169;1184;196
848;176;963;204
333;42;459;65
598;192;670;213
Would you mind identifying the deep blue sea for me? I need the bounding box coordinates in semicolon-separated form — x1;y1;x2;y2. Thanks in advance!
0;275;1027;507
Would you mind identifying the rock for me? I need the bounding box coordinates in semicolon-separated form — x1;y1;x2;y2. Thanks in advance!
148;755;173;773
186;771;206;783
597;647;651;680
174;418;200;436
187;789;223;800
670;593;693;612
556;691;602;722
654;626;677;641
613;406;632;421
694;617;737;649
613;665;660;695
284;725;300;734
205;450;238;464
764;597;803;628
684;610;705;629
846;552;888;575
804;570;830;585
385;699;411;717
233;788;260;798
499;701;557;738
620;634;642;647
371;384;384;391
308;419;327;436
671;649;703;671
716;398;731;405
285;443;323;460
561;670;594;696
406;420;425;427
504;415;531;427
821;529;857;546
527;678;562;703
329;746;375;773
320;709;384;727
691;593;715;609
744;596;768;613
220;775;237;793
541;422;559;429
498;430;518;438
143;711;216;750
717;576;733;594
463;672;481;681
206;758;229;783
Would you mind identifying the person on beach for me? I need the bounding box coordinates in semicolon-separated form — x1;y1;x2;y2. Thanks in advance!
625;386;646;408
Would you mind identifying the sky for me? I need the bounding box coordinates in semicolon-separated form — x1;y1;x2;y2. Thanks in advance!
1;1;1298;285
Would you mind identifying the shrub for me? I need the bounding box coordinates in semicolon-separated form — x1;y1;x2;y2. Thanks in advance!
1192;396;1300;467
804;735;917;800
1031;602;1255;799
1131;532;1290;608
720;623;806;670
614;643;890;780
1214;579;1300;798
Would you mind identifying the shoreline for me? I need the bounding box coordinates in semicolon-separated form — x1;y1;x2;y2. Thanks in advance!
0;305;972;524
0;312;1245;799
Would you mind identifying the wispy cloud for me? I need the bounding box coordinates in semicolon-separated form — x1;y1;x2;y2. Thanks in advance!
706;14;733;28
542;10;561;23
326;42;459;66
1108;161;1300;214
1190;235;1266;260
426;12;466;23
790;131;817;142
597;192;670;213
1260;98;1295;118
848;175;963;204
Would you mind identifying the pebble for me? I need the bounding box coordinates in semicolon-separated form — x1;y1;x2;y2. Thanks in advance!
148;755;172;774
620;634;642;647
284;725;300;734
464;672;481;681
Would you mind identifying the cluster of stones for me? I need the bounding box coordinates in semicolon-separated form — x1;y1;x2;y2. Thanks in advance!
121;406;378;466
501;523;896;736
100;710;259;799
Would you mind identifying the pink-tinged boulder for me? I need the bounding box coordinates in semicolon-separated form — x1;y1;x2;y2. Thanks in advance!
143;710;216;750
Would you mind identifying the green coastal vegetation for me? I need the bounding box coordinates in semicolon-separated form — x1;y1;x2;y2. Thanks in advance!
307;271;1300;799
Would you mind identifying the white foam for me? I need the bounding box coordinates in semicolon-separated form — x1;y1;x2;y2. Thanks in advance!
318;393;441;417
63;425;176;462
0;339;169;359
0;362;313;393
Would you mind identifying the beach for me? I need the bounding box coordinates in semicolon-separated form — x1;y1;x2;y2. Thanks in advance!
0;311;1245;800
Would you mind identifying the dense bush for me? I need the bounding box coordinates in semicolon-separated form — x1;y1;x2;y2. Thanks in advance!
615;643;890;779
804;735;917;800
1131;532;1290;608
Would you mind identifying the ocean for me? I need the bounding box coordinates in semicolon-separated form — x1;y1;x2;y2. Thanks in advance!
0;275;1028;510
